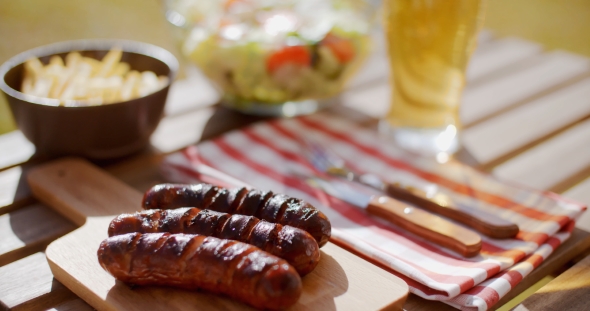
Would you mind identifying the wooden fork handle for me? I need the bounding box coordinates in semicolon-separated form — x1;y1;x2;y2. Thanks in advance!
384;183;519;239
367;196;482;257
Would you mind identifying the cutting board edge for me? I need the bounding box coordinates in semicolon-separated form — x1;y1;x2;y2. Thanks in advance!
46;232;116;311
27;158;88;226
32;157;411;311
382;292;408;311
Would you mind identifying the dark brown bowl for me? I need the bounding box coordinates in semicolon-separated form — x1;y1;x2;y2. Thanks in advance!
0;39;178;160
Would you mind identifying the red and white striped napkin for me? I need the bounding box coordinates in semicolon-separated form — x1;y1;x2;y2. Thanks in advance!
161;112;586;311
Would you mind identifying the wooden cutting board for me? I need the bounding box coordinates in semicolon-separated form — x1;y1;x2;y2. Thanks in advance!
27;157;409;311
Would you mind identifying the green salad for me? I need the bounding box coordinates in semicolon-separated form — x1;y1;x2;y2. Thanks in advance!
171;0;373;106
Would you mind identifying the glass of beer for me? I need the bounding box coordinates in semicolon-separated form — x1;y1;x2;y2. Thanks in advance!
381;0;486;159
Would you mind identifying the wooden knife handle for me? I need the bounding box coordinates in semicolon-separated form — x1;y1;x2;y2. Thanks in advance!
367;196;482;257
384;183;519;239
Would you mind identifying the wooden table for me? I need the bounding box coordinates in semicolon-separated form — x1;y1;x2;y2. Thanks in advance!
2;30;590;311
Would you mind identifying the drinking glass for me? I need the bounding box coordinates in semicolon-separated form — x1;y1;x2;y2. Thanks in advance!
381;0;486;159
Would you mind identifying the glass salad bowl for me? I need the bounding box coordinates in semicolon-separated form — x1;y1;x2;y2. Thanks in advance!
164;0;376;116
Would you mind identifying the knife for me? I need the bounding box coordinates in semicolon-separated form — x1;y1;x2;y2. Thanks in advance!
349;170;519;239
303;175;482;257
304;139;519;239
381;181;519;239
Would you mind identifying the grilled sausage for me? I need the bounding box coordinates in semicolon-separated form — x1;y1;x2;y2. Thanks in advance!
142;183;331;247
108;208;320;275
98;232;302;310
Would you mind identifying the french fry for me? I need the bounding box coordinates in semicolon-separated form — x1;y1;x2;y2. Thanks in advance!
109;62;130;77
120;70;140;101
59;84;75;101
47;56;74;98
49;78;66;98
24;58;44;81
138;70;159;97
103;76;124;104
21;77;34;94
81;57;103;76
72;77;89;100
21;48;168;106
49;55;64;68
95;48;122;78
60;62;92;101
74;61;94;79
65;51;82;68
31;76;54;98
158;76;170;88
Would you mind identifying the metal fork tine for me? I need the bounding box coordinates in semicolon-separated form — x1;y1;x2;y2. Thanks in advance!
301;137;372;185
301;138;328;172
302;138;345;172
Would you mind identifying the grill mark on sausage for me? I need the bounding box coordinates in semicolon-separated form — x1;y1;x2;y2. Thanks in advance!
109;208;321;275
98;233;302;310
142;184;331;247
229;187;249;214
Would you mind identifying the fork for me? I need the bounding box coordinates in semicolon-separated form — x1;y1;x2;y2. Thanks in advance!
302;139;519;239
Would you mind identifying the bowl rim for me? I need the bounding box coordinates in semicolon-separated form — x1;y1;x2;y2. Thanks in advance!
0;39;179;108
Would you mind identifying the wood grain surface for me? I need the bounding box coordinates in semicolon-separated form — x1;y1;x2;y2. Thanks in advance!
0;252;77;311
366;196;482;257
47;298;94;311
27;157;409;311
383;183;519;239
0;203;75;267
1;2;590;309
564;179;590;233
513;254;590;311
0;166;34;215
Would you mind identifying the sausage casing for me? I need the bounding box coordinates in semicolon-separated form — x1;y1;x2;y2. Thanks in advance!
108;208;320;275
97;232;302;310
142;183;331;247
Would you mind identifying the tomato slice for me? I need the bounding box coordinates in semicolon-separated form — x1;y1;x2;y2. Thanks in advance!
224;0;248;11
266;46;311;74
322;33;356;63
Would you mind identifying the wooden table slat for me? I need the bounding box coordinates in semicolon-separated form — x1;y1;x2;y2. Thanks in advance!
467;36;543;82
149;107;217;153
564;178;590;232
0;108;259;180
477;29;496;45
150;105;265;154
493;118;590;191
0;203;76;267
337;51;589;127
0;166;33;215
345;29;388;90
0;252;77;311
340;82;390;119
493;228;590;310
163;66;220;117
513;254;590;311
45;298;94;311
346;49;389;91
462;51;590;125
344;30;534;95
347;28;499;91
463;76;590;166
0;131;35;171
